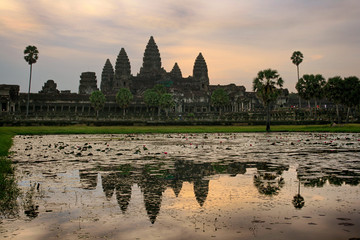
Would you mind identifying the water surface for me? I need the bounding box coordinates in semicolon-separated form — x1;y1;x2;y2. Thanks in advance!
1;133;360;239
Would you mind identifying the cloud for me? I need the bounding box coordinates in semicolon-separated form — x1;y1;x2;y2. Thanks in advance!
310;55;324;61
1;0;360;93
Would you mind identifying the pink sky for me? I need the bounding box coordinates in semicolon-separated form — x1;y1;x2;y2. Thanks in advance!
1;0;360;93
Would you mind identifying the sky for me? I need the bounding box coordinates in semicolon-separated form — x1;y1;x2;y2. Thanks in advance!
1;0;360;93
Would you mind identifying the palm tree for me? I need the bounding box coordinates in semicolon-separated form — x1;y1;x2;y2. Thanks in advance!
291;51;304;108
24;45;39;117
253;69;284;132
89;91;106;119
324;76;344;123
116;88;133;117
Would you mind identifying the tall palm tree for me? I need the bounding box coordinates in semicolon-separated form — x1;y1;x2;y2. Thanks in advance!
24;45;39;117
291;51;304;108
253;69;284;132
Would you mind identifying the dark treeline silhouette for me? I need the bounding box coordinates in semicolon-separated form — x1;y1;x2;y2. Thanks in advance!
291;51;360;123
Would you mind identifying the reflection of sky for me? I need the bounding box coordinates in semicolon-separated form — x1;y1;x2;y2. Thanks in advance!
6;167;360;239
1;0;360;93
4;133;360;239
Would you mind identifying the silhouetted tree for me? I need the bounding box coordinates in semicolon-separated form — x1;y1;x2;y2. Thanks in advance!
159;93;174;117
324;76;344;123
341;76;360;123
89;91;106;119
24;45;39;117
116;88;133;117
253;171;284;196
211;88;230;116
253;69;284;132
291;51;304;108
296;74;325;117
144;84;170;117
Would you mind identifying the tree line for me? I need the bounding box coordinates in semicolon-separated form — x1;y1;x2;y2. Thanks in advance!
292;51;360;123
89;84;175;119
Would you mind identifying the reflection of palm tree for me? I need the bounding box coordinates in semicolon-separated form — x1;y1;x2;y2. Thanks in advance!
292;180;305;209
23;184;39;219
253;171;284;196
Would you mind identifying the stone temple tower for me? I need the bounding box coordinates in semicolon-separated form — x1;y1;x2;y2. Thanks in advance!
193;53;209;91
100;59;114;95
113;48;131;91
79;72;98;94
170;63;182;80
139;36;163;76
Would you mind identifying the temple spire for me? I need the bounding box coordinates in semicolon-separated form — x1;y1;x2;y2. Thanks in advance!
100;59;114;95
170;62;182;79
193;52;209;91
114;48;131;91
139;36;162;76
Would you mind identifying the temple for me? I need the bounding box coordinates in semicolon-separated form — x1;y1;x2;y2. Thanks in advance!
0;36;294;121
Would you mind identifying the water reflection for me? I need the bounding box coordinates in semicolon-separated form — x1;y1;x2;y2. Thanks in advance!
75;156;360;224
297;159;360;187
292;180;305;209
79;160;289;223
0;172;19;219
22;183;40;219
5;133;360;239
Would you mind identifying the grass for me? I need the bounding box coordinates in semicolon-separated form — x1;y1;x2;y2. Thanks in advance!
1;123;360;137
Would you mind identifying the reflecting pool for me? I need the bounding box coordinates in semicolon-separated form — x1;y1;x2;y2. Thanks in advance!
1;133;360;239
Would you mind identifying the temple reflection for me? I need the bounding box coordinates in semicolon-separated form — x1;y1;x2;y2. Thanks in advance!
76;158;360;224
78;160;290;223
